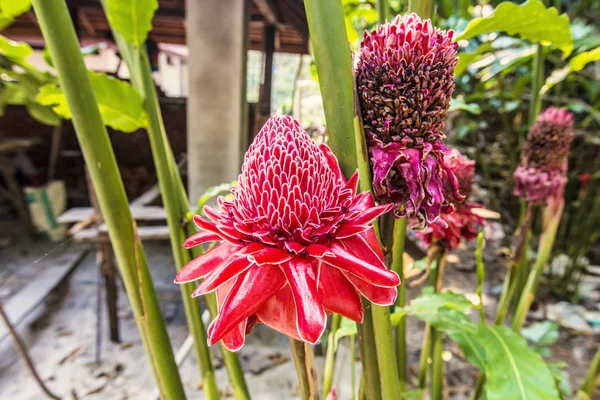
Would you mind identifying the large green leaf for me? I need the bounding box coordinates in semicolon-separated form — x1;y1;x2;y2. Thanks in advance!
456;0;573;56
478;324;561;400
391;289;474;326
449;330;487;370
37;71;148;132
0;34;33;60
105;0;158;47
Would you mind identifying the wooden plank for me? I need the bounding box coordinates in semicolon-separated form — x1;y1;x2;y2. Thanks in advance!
0;247;90;343
73;225;171;243
59;206;167;223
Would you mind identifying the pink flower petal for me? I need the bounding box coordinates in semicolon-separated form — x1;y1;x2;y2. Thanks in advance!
248;247;294;265
343;271;397;305
192;255;254;297
182;231;222;249
175;243;236;283
318;266;364;322
282;258;327;344
208;264;286;346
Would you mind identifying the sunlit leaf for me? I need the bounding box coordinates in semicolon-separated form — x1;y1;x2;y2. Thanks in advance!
391;289;474;326
332;317;357;351
197;182;236;212
105;0;158;47
0;0;31;30
37;72;148;132
456;0;573;56
0;34;33;60
449;330;487;369
542;46;600;94
449;98;481;115
478;324;561;400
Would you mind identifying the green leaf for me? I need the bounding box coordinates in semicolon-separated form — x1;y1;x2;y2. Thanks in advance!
332;317;357;351
449;98;481;115
197;182;236;211
521;321;559;346
25;102;60;126
0;34;33;60
410;288;474;313
0;0;31;18
450;330;487;370
478;324;561;400
105;0;158;47
37;72;148;132
456;0;573;56
542;46;600;94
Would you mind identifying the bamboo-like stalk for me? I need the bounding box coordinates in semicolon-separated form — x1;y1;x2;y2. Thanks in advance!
430;329;443;400
579;346;600;396
350;335;357;400
30;0;185;397
321;314;342;398
356;299;382;400
528;44;544;128
409;0;433;18
376;0;390;24
512;199;564;333
97;11;220;396
391;218;409;389
290;340;319;400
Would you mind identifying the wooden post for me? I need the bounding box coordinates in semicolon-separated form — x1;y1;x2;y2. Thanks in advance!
254;24;276;136
187;0;248;202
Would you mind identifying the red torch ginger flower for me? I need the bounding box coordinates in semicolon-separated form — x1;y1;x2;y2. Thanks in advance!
514;107;574;204
176;116;399;351
356;13;462;230
418;150;484;250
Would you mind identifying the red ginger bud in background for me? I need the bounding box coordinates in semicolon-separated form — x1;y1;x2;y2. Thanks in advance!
176;116;399;351
417;150;484;250
514;107;574;204
356;13;462;230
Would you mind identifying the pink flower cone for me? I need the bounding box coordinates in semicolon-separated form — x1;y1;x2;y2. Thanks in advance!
417;150;484;250
176;116;399;351
514;107;574;204
356;13;462;230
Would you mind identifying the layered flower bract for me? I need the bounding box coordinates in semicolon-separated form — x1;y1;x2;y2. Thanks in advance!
176;116;399;351
418;150;484;250
357;13;462;230
514;107;574;204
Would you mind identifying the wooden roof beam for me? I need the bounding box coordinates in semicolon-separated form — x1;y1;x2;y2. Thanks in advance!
253;0;284;30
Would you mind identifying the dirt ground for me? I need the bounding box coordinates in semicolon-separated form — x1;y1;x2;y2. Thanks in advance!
0;220;598;399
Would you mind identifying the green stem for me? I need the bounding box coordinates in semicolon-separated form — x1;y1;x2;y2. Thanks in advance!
469;375;486;400
495;202;534;325
30;0;185;397
322;314;342;398
351;335;357;400
512;199;564;333
391;218;409;390
376;0;390;24
290;339;318;400
371;303;401;399
580;346;600;396
430;329;443;400
356;300;382;400
418;249;447;396
528;44;544;127
409;0;433;18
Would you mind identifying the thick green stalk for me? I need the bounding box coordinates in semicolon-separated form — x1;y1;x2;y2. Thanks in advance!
371;303;401;398
290;340;318;400
418;249;447;396
99;11;220;396
430;329;443;400
356;300;382;400
512;199;564;332
409;0;433;18
138;48;220;400
30;0;185;398
391;218;409;390
580;346;600;396
376;0;390;24
528;44;544;127
322;314;342;398
303;0;358;178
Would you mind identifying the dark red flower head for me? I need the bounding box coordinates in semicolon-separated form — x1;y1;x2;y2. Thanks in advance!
417;150;483;250
176;116;399;351
356;13;462;230
514;107;574;203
